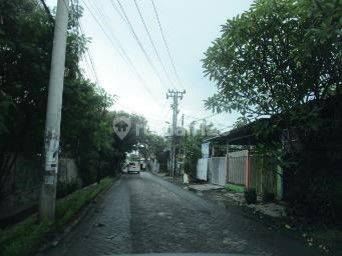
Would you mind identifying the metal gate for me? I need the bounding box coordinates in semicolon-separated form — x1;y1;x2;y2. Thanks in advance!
208;157;227;186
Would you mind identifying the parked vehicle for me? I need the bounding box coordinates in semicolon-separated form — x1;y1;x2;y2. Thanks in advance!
127;162;140;174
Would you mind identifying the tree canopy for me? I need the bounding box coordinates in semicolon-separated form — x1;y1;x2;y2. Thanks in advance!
202;0;341;119
0;0;165;193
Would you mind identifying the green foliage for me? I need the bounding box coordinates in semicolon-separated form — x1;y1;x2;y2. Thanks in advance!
55;178;112;226
0;0;126;190
105;111;152;173
0;178;112;256
56;180;81;198
140;132;168;169
61;80;115;184
180;123;219;178
203;0;342;225
203;0;341;118
225;183;245;193
0;0;54;190
182;134;203;178
233;116;249;129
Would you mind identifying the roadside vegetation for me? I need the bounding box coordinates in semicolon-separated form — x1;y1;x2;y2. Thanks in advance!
202;0;341;252
181;123;219;179
203;0;341;224
0;0;116;193
0;178;113;256
0;0;166;196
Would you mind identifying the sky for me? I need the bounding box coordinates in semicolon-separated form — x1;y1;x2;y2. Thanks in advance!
47;0;254;134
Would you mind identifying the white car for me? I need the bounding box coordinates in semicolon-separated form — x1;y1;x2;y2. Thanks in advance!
127;162;140;174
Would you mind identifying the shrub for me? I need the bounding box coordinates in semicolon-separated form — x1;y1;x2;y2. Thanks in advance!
262;192;275;203
0;178;113;256
244;188;257;204
56;180;81;199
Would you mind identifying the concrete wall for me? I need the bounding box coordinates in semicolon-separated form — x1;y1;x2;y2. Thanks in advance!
0;156;80;222
58;158;81;186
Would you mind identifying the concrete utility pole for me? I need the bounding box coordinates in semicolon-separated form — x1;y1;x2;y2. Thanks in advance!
40;0;69;221
166;89;186;177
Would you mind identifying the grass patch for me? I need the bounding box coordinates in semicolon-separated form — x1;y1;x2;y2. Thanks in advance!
0;178;113;256
225;183;245;193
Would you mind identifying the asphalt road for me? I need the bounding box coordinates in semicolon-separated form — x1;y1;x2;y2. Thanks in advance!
44;172;318;256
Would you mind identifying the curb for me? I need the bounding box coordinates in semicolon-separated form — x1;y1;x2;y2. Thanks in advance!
36;176;119;255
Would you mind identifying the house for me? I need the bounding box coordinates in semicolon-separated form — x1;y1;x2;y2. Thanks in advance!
196;118;284;200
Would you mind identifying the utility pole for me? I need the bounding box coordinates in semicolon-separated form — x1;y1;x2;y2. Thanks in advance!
39;0;69;221
166;89;185;177
189;121;196;136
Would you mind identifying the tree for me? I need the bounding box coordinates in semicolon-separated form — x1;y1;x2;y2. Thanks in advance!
202;0;341;120
181;122;219;178
0;0;54;196
182;134;203;178
202;0;342;224
0;0;117;193
140;133;168;170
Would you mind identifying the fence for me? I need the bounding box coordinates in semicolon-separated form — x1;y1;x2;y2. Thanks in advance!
196;158;208;181
196;149;282;198
208;157;227;186
250;154;277;195
227;150;248;185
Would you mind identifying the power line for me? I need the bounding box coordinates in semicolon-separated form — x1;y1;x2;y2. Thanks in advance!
81;54;95;81
73;0;102;86
89;0;165;107
39;0;54;23
184;112;221;122
112;0;168;90
77;24;100;85
85;48;99;83
132;0;181;122
91;1;167;110
80;0;162;106
72;0;154;115
133;0;175;89
151;0;183;89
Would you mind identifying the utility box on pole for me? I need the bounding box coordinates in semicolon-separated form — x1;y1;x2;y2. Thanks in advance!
40;0;69;221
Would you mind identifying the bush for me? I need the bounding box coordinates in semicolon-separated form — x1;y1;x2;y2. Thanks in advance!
0;178;113;256
244;188;257;204
56;180;81;199
262;192;275;203
285;174;338;225
225;183;245;193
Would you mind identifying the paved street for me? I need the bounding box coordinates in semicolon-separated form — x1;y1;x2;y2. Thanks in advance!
45;172;318;256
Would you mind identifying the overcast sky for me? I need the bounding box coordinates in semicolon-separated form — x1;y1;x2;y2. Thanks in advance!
47;0;253;134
